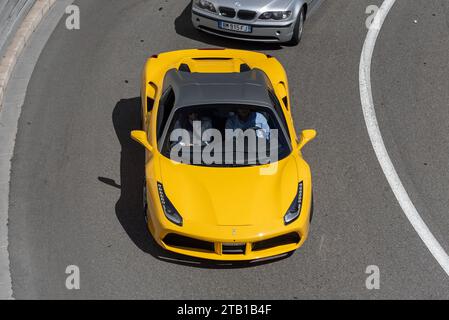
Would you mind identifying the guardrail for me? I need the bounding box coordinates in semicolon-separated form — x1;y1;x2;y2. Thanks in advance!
0;0;36;56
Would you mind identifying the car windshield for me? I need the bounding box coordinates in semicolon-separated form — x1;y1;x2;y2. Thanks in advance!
160;104;292;167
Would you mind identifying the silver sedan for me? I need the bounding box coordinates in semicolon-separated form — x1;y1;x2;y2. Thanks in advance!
191;0;318;45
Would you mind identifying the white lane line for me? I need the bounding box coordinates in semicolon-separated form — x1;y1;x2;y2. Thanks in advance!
359;0;449;276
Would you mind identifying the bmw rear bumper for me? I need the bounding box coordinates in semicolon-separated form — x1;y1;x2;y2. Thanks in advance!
192;10;295;43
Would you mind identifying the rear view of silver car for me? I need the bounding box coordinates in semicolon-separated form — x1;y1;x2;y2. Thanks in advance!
191;0;314;45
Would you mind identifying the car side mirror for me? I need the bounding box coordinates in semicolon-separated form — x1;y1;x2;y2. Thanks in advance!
297;129;317;150
131;130;153;152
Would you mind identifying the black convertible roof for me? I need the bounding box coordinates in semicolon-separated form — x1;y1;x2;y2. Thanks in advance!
163;68;274;109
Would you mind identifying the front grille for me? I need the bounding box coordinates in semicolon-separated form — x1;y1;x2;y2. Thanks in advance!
222;243;246;255
237;10;257;20
219;6;236;18
252;233;300;252
163;234;215;252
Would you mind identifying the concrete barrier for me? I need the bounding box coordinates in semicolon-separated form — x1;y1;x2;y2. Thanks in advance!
0;0;56;111
0;0;57;299
0;1;36;56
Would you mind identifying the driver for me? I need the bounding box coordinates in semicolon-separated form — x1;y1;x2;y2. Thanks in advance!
225;108;270;139
172;111;212;146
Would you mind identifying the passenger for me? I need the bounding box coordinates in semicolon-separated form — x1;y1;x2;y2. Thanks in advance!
225;108;270;139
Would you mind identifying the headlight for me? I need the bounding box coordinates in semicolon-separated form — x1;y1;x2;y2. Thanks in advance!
157;182;183;226
259;11;292;20
194;0;217;13
284;182;303;225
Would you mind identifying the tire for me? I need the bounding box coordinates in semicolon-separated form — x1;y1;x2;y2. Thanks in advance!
309;192;314;222
287;7;305;46
143;179;148;223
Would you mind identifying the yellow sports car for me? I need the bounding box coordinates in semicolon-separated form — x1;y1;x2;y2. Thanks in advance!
131;48;316;261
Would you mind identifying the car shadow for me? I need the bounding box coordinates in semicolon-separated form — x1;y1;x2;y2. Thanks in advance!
174;2;283;51
105;97;293;269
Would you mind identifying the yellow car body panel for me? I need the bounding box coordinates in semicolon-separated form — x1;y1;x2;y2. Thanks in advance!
134;49;316;261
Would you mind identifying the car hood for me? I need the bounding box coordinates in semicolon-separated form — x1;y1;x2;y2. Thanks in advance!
159;156;299;227
213;0;294;11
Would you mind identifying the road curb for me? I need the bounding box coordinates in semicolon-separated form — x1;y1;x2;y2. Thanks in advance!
0;0;56;113
0;0;56;300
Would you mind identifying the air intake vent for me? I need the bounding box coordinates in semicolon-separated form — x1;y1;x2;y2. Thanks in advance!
252;233;300;251
179;63;191;72
238;10;257;20
163;234;215;252
222;243;246;254
219;6;236;18
147;97;154;112
240;63;251;72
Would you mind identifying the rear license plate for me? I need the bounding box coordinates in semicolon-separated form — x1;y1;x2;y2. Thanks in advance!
218;21;252;33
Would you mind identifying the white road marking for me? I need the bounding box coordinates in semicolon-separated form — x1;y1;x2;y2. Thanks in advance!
318;235;325;253
359;0;449;276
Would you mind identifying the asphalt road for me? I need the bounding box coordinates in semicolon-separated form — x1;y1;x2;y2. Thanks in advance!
7;0;449;299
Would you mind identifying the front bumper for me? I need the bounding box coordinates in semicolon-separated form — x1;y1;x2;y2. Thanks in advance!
191;9;295;43
147;207;310;262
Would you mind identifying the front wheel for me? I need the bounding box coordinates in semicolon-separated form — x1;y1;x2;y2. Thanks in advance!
309;192;314;222
143;179;148;223
287;8;305;46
